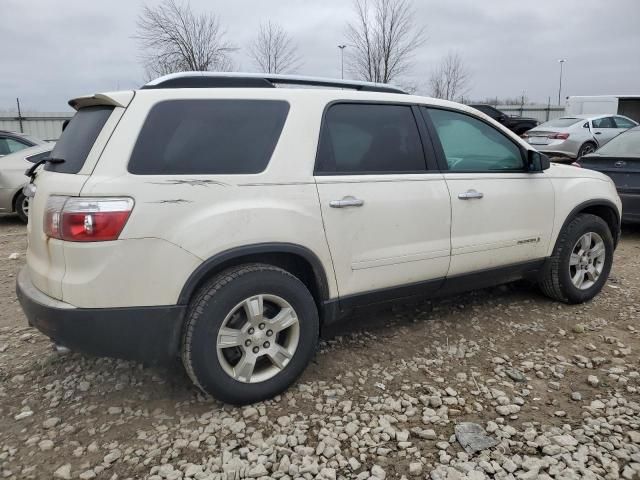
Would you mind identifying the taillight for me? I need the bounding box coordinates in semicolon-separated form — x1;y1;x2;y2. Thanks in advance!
44;196;134;242
549;133;570;140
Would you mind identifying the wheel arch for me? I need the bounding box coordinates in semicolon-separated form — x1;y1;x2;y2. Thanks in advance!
177;243;332;320
558;199;621;248
11;186;25;213
580;140;598;153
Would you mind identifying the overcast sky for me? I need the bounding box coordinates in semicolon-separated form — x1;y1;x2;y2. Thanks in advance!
1;0;639;112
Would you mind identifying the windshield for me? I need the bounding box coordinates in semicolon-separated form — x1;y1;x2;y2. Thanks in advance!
596;129;640;158
537;118;582;128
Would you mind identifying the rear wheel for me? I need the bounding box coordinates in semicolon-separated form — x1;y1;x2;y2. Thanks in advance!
181;264;319;405
539;214;613;304
578;142;597;157
14;192;29;223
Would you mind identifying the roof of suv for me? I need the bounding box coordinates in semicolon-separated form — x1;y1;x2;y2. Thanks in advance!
141;72;407;94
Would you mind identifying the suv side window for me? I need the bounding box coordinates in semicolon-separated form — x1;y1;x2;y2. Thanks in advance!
426;108;524;172
613;116;637;129
129;100;289;175
592;117;616;128
315;103;426;174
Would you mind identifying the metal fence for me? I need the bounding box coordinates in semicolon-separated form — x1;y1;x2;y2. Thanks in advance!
0;112;73;141
492;104;565;123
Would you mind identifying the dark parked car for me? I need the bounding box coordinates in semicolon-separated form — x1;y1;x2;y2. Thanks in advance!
469;105;539;135
578;126;640;223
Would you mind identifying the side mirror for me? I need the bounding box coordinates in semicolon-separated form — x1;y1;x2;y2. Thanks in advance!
527;150;550;172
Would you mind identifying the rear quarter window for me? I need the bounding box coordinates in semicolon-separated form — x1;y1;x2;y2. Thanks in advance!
45;106;114;173
128;99;290;175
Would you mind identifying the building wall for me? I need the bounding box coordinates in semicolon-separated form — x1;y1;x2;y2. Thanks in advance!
0;112;73;141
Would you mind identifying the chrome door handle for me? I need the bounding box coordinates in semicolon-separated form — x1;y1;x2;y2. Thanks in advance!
329;196;364;208
458;189;484;200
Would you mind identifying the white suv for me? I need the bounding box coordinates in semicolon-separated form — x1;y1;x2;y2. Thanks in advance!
17;73;622;405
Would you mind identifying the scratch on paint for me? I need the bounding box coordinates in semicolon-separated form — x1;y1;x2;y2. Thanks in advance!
147;179;228;187
147;199;194;204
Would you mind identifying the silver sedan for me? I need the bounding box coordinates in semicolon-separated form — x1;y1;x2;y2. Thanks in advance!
524;114;638;159
0;144;53;222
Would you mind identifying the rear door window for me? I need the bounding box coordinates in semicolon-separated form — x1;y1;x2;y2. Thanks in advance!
45;106;114;173
128;100;289;175
315;103;426;174
592;117;616;128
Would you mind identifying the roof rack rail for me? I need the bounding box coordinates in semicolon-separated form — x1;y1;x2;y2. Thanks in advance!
141;72;406;94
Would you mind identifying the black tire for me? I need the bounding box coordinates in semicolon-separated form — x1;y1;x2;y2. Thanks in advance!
578;142;597;158
14;192;29;223
181;263;319;405
539;213;614;304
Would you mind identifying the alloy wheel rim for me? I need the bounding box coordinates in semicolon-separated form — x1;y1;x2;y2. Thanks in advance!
569;232;606;290
582;144;595;155
216;294;300;383
21;196;29;216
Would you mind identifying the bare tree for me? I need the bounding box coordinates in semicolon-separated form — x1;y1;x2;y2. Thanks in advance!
429;51;470;101
250;21;301;74
346;0;426;83
135;0;236;79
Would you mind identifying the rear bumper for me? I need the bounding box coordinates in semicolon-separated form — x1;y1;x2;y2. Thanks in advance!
530;141;581;159
16;267;185;364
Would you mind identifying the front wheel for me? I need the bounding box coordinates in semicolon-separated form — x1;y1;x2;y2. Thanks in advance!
181;264;319;405
539;214;614;304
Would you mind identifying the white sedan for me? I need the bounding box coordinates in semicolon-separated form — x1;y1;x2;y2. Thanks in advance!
0;144;53;222
524;114;638;159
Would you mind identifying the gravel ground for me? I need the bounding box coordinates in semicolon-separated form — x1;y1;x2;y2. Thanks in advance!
1;215;640;480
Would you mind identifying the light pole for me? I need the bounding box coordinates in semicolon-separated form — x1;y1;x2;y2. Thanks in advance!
338;44;347;79
557;59;567;106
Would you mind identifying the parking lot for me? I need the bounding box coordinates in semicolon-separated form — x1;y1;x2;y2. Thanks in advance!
0;215;638;479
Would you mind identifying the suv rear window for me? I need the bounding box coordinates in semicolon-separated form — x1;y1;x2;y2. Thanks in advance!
128;100;290;175
45;106;114;174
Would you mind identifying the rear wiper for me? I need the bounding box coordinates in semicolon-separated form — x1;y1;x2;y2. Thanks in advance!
25;157;65;180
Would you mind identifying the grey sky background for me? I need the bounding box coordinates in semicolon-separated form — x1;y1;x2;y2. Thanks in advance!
1;0;639;112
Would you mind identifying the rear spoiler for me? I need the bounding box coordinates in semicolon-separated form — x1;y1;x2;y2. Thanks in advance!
68;91;135;111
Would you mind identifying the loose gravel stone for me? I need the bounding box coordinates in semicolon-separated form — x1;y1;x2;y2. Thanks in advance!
2;222;640;480
409;462;422;476
53;464;71;480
